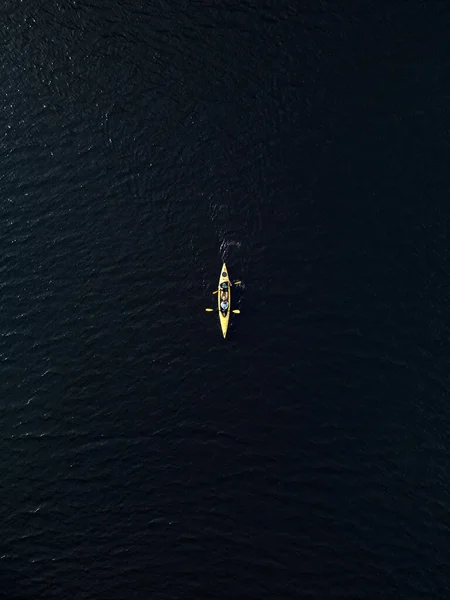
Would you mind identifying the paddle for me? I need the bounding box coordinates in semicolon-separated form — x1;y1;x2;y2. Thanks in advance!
206;308;240;313
213;281;241;293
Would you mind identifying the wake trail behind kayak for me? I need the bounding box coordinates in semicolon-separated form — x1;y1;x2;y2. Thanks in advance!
220;238;242;262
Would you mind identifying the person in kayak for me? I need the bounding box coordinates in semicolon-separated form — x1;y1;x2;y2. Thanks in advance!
220;281;229;310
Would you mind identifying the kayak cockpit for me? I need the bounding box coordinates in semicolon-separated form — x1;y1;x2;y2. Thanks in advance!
219;282;229;316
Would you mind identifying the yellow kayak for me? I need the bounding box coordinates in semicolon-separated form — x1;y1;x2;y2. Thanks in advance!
217;263;231;338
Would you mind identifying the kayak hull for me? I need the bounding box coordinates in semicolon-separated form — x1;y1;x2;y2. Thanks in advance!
218;263;231;338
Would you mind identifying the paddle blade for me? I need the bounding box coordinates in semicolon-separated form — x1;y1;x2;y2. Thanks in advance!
212;290;218;295
232;309;241;314
205;308;214;312
233;281;242;285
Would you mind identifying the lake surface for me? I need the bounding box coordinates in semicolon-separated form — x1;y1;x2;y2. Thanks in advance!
1;1;450;598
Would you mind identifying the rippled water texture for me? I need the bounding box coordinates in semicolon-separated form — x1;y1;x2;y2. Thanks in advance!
1;1;450;598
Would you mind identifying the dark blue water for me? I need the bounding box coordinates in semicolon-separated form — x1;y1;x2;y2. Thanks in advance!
1;1;450;598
